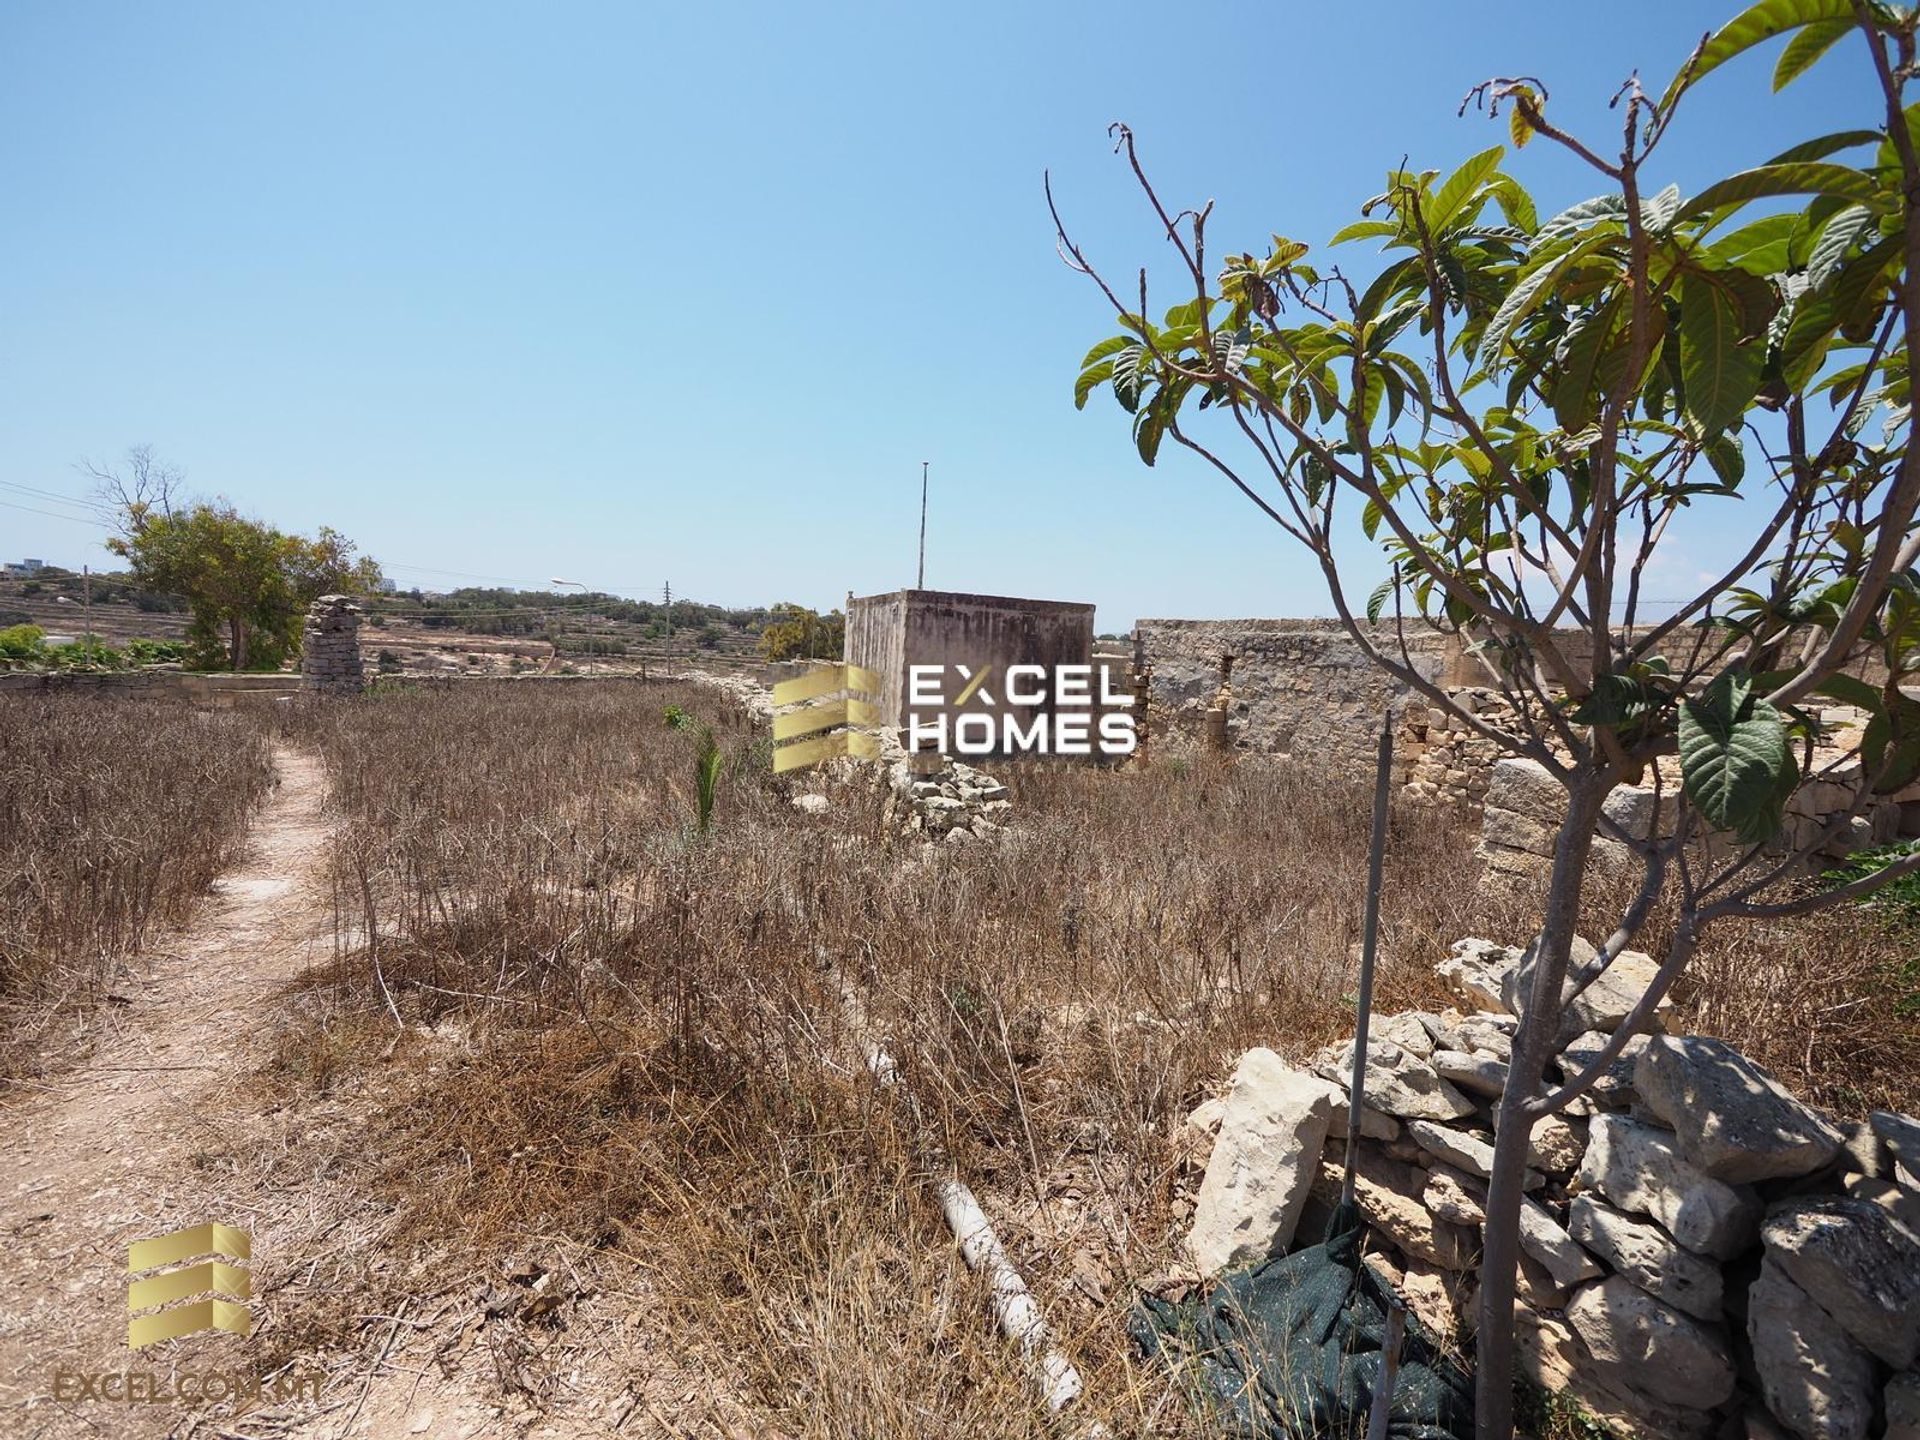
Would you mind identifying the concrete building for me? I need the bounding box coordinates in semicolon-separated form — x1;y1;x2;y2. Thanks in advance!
845;588;1096;746
4;558;46;578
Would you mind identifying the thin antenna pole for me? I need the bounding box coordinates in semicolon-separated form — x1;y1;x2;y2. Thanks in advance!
916;461;928;589
1342;714;1396;1209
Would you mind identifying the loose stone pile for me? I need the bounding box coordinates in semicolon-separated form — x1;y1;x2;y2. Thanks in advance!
300;595;365;696
1179;937;1920;1440
872;730;1012;844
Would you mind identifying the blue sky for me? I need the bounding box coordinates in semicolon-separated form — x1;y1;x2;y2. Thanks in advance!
0;3;1878;631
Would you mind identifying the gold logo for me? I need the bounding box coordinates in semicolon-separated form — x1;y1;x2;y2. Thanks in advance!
127;1223;252;1348
771;664;882;773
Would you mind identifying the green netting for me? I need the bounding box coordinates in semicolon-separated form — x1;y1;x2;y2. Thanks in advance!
1130;1202;1474;1439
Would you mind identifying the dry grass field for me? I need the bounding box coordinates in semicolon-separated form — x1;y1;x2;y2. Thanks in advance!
0;693;274;1078
1;683;1913;1434
238;681;1920;1435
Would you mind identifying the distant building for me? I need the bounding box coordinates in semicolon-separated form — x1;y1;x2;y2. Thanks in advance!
4;558;46;578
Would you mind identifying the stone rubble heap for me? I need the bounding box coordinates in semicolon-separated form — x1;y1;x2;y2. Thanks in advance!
300;594;365;696
1179;936;1920;1440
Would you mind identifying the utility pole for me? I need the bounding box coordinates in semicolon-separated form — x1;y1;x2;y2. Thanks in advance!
916;461;928;590
82;564;92;653
663;581;673;650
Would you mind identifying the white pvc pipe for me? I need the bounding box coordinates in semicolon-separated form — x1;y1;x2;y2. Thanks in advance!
844;988;1088;1416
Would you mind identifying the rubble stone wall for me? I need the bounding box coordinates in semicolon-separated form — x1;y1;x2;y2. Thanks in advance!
1181;938;1920;1440
300;595;365;696
1133;619;1467;778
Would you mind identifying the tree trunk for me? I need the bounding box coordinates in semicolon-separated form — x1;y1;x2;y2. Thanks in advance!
1473;773;1605;1440
229;616;249;672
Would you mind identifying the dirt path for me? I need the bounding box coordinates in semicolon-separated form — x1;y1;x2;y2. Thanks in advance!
0;745;341;1436
0;746;704;1440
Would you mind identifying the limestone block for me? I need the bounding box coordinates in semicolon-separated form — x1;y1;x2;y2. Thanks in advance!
1188;1049;1334;1276
1578;1114;1762;1260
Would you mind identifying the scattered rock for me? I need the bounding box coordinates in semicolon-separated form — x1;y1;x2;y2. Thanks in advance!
1636;1035;1846;1184
1578;1115;1762;1260
1885;1371;1920;1440
789;792;830;815
1302;1074;1402;1141
1556;1029;1647;1107
1568;1194;1723;1321
1748;1257;1876;1440
1515;1251;1571;1312
1763;1197;1920;1369
1314;1039;1476;1123
1519;1195;1604;1289
1188;1050;1335;1276
1310;1152;1476;1270
1395;1262;1469;1349
1422;1165;1486;1226
1514;1304;1719;1440
1512;1313;1728;1440
1374;1012;1438;1057
1843;1174;1920;1248
1874;1111;1920;1174
1505;935;1673;1043
1431;1049;1509;1098
1436;938;1521;1014
1565;1275;1736;1411
1527;1113;1587;1173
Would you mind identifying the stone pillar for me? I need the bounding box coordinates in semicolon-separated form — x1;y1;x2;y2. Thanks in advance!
301;594;365;696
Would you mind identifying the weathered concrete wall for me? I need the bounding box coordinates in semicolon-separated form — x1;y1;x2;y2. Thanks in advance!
1134;619;1461;778
846;588;1096;739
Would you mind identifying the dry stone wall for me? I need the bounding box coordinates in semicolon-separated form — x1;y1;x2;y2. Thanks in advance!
300;595;364;696
1478;752;1920;886
1133;619;1458;777
1179;939;1920;1440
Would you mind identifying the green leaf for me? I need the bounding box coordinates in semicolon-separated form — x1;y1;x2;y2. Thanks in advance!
1705;432;1748;484
1330;219;1402;246
1428;146;1504;231
1537;194;1627;245
1765;129;1882;165
1661;0;1857;112
1366;578;1395;622
1570;674;1658;727
1807;204;1874;292
1680;162;1886;221
1550;294;1620;430
1815;673;1883;712
1679;667;1794;843
1774;17;1853;88
1679;273;1767;435
1479;230;1618;362
1133;400;1165;465
1074;336;1133;410
1864;694;1920;794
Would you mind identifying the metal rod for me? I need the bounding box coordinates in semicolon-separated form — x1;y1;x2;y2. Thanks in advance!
916;460;928;589
1342;713;1395;1209
1365;1300;1408;1440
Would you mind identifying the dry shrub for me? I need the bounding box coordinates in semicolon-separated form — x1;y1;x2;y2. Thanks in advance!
0;692;274;1077
269;685;1506;1431
270;683;1917;1430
